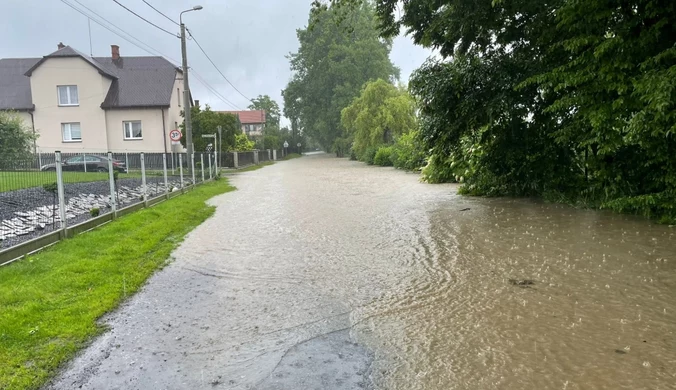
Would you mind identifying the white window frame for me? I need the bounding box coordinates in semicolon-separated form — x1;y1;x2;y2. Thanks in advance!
57;85;79;106
61;122;82;142
123;121;143;140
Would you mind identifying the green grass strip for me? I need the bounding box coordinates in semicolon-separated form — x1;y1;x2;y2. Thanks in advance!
282;153;303;160
0;179;235;390
0;171;158;193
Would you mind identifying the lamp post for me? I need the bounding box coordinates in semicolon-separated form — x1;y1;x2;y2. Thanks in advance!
180;5;203;179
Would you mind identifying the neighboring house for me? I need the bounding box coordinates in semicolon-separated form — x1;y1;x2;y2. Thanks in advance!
0;43;186;153
219;110;266;137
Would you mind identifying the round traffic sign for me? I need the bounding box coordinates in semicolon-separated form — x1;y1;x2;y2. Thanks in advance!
169;129;182;141
297;143;301;147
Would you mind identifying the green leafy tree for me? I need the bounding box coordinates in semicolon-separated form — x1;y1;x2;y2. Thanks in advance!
248;95;281;128
317;0;676;222
181;104;240;152
283;1;399;151
341;79;417;159
234;133;255;151
0;111;36;166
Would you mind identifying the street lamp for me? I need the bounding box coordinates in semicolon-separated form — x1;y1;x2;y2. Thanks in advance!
180;5;202;182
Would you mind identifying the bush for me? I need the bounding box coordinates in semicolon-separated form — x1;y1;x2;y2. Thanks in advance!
421;154;457;184
362;146;378;165
391;131;426;171
89;208;100;217
332;137;352;158
374;146;394;166
42;182;57;193
349;147;358;161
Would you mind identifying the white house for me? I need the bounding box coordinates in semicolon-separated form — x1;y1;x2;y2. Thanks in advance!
0;43;186;153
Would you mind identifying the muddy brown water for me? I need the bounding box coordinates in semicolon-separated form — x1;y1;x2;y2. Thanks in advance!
47;153;675;390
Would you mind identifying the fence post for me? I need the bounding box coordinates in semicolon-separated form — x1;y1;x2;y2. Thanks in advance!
234;152;239;169
200;154;205;183
54;151;67;238
178;153;184;190
191;153;196;187
163;153;169;199
268;149;271;161
107;152;117;218
83;152;87;173
140;152;148;207
273;149;277;161
171;151;175;174
254;150;259;165
38;151;42;170
208;154;213;179
125;152;129;172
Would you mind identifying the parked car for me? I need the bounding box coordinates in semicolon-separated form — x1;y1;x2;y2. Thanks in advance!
40;155;127;173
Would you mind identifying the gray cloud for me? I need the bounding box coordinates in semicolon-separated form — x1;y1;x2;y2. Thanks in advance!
2;0;431;126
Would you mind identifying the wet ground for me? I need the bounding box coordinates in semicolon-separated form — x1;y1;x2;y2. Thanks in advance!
45;153;676;389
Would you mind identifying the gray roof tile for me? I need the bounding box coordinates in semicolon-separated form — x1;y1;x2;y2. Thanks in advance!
95;56;180;108
24;46;118;79
0;58;40;110
1;46;180;110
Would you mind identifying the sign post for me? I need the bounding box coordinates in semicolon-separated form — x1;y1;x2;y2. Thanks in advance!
202;133;217;174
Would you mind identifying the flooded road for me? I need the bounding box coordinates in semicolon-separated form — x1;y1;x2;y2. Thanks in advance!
48;153;676;389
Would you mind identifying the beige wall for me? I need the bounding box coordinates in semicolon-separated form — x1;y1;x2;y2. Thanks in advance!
30;57;111;153
105;108;167;153
166;75;185;153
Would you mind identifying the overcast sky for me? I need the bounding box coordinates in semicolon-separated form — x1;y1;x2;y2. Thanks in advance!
2;0;431;126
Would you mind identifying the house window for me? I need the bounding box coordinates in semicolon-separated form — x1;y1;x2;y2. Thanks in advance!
57;85;79;106
177;88;181;107
123;121;143;140
62;123;82;142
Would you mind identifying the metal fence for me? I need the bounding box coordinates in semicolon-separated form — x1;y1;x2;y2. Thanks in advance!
1;148;286;257
0;151;218;252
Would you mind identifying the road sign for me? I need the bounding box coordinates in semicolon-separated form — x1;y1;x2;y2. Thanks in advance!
283;141;289;148
201;134;215;138
169;129;182;141
206;143;213;153
297;143;301;147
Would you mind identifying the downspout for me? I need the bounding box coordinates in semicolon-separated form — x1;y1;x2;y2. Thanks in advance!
161;108;168;154
29;110;37;154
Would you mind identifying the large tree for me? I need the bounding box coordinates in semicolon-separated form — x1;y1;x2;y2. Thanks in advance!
317;0;676;222
248;95;281;128
181;104;240;152
283;1;399;151
341;79;416;159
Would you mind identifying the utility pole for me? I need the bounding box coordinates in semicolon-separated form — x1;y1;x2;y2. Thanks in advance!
180;5;203;179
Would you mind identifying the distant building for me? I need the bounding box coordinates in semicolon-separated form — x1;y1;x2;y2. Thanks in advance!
219;110;266;137
0;43;185;153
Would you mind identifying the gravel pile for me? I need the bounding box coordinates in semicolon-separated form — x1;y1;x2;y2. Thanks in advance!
1;177;189;249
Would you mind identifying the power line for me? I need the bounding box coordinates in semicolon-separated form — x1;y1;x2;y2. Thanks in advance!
60;0;239;110
186;28;253;104
111;0;178;38
65;0;179;62
191;73;242;110
141;0;179;26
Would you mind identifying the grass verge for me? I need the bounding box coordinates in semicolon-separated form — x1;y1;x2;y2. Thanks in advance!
0;178;235;390
282;153;302;160
224;161;275;174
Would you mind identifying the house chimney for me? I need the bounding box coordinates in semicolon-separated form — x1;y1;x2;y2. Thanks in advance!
194;100;199;107
57;42;65;49
111;45;120;60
